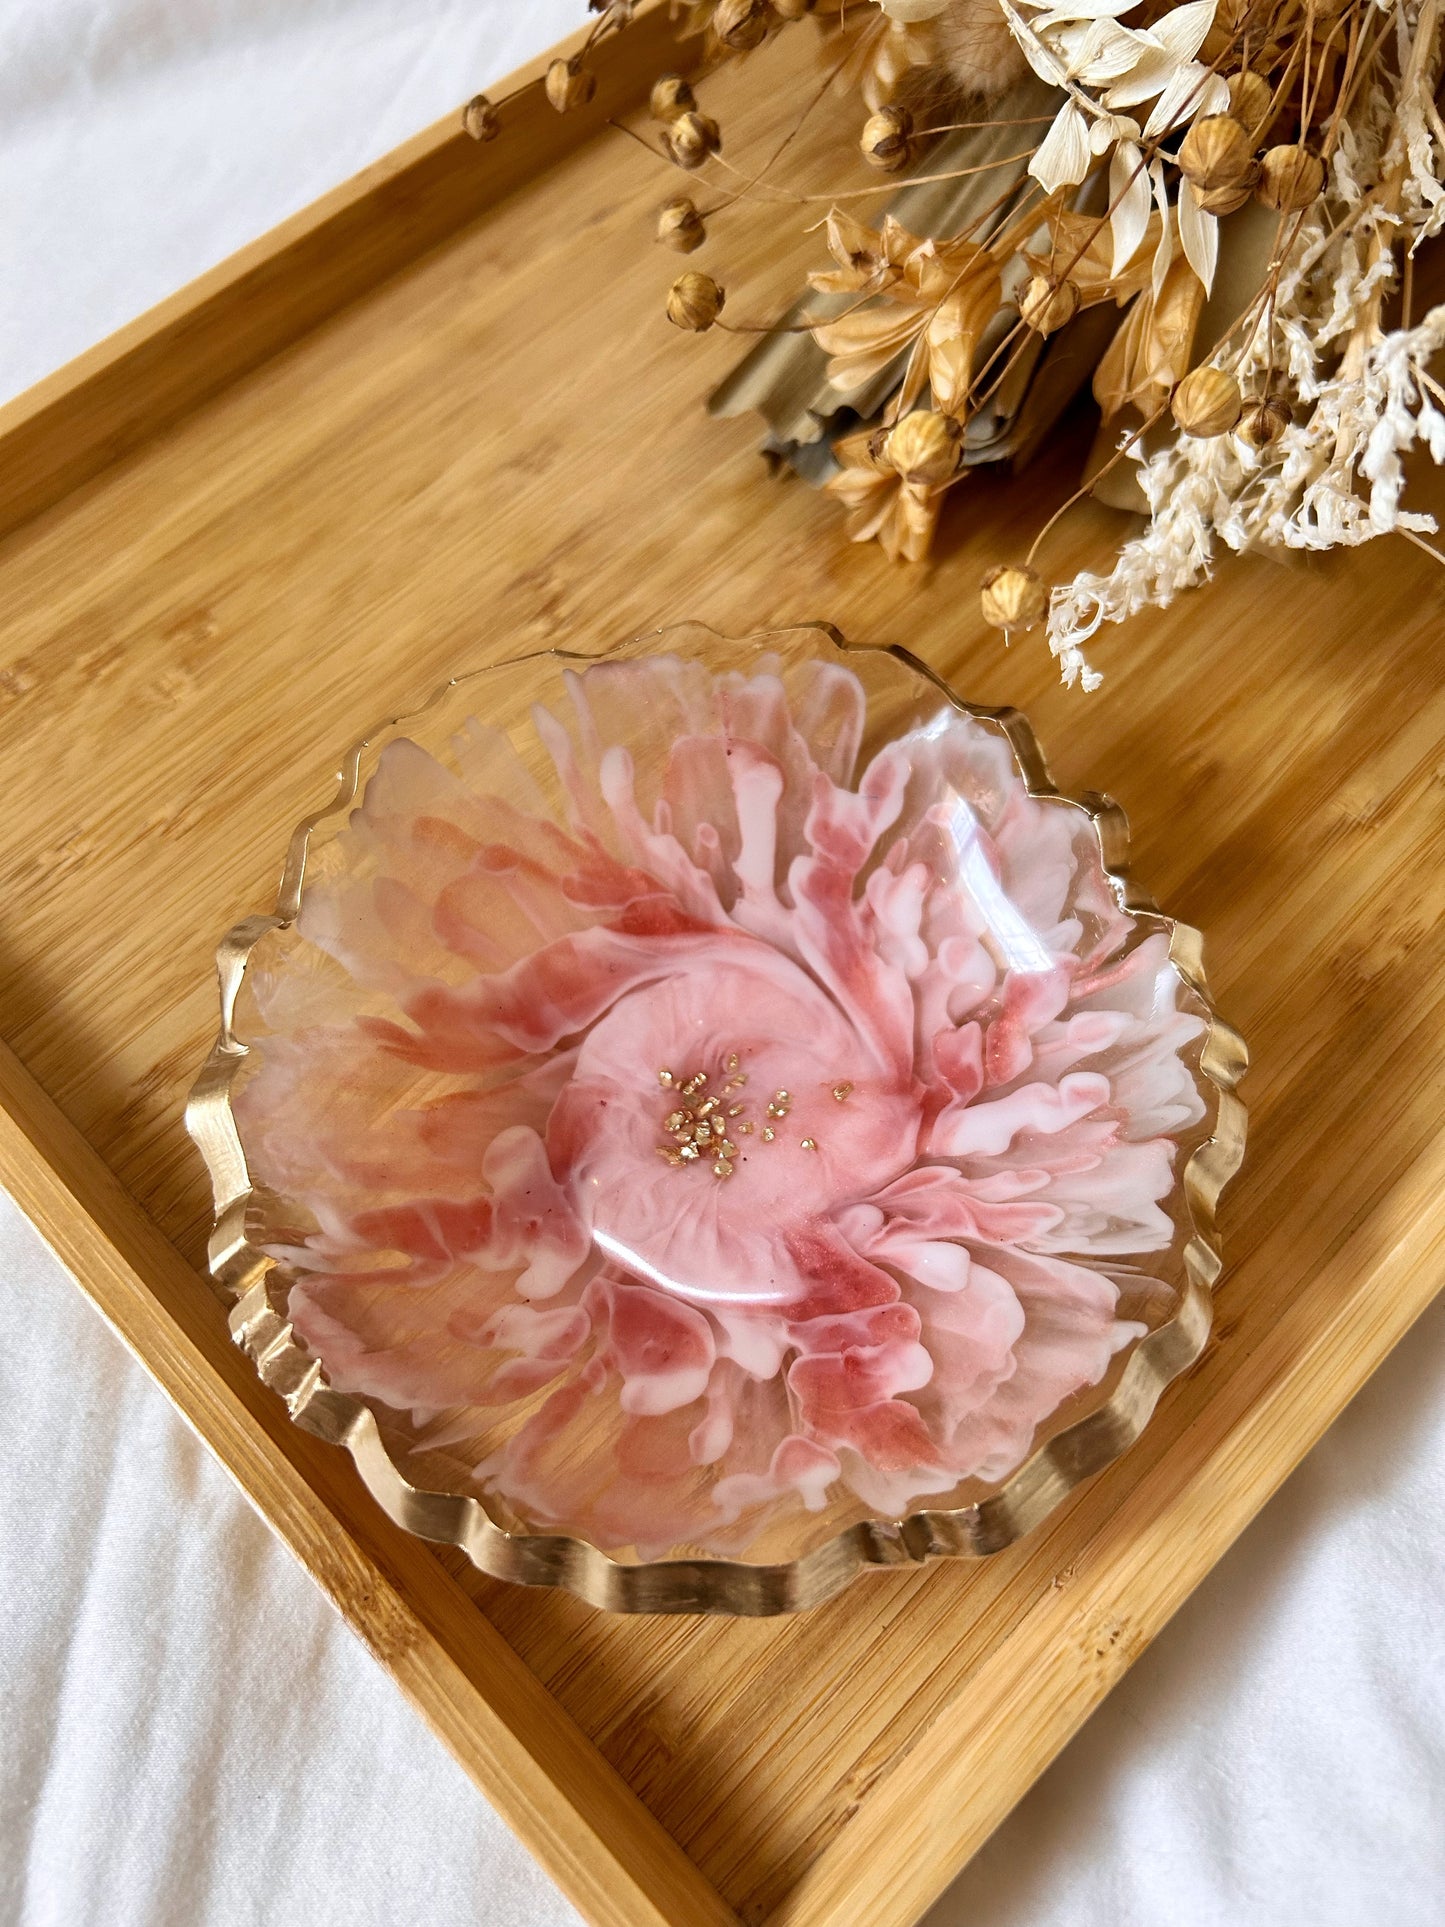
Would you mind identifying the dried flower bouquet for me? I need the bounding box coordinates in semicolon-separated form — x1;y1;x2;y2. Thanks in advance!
468;0;1445;687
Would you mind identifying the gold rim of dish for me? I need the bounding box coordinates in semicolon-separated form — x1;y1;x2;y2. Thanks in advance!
186;623;1248;1616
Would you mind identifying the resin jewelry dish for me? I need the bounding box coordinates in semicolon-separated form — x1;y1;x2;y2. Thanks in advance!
188;623;1246;1615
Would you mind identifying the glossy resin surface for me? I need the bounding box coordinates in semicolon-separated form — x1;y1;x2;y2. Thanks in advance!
197;625;1236;1599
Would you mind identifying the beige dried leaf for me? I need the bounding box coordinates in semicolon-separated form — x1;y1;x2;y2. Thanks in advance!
909;233;999;301
918;256;1003;416
835;8;940;111
1023;206;1159;312
826;428;943;562
826;440;901;539
1093;251;1206;420
889;480;943;562
813;303;932;392
807;209;914;296
812;231;1001;407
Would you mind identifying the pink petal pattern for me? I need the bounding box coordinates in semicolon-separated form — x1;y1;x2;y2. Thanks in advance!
230;646;1210;1559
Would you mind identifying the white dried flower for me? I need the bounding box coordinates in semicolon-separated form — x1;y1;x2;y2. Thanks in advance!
1042;21;1445;690
1000;0;1229;193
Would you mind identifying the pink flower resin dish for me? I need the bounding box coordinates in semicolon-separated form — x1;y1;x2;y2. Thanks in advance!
191;623;1245;1613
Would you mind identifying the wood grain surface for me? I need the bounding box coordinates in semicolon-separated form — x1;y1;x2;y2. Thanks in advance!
2;12;1443;1926
0;4;688;542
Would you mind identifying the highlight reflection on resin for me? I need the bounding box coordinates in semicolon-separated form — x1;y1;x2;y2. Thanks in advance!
231;640;1210;1561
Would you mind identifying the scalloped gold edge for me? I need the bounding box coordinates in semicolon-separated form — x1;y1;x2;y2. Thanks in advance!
186;623;1248;1616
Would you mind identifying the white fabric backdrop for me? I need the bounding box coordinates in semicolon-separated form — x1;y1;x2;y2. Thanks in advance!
2;7;1444;1924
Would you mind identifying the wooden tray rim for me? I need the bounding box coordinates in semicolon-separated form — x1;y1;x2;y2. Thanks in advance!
2;11;1442;1926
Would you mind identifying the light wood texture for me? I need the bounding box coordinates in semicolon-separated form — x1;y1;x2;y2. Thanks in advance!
2;15;1443;1927
0;3;686;542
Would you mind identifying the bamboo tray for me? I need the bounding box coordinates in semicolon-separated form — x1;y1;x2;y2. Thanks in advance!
2;11;1443;1926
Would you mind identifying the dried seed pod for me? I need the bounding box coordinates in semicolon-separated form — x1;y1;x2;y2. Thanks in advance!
1257;143;1325;212
861;105;913;172
713;0;773;50
461;94;500;143
1179;115;1254;192
1019;275;1080;336
545;57;596;113
656;195;707;253
666;109;722;169
1172;365;1243;437
1238;394;1292;449
1227;69;1272;133
667;271;725;332
887;410;963;487
980;565;1049;631
864;425;892;470
1197;174;1259;216
649;73;697;122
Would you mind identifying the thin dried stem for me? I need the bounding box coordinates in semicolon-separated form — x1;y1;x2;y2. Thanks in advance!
702;145;1048;205
1024;404;1170;569
1397;526;1445;568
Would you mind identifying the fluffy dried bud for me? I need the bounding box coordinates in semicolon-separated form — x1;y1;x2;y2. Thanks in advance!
462;94;500;143
1238;394;1291;449
649;74;697;122
1196;176;1258;215
1257;143;1325;212
1179;115;1254;192
1019;275;1080;336
657;195;707;253
772;0;815;16
667;271;725;332
887;410;962;487
666;110;722;170
861;106;913;172
1172;364;1243;437
980;564;1048;631
713;0;773;50
1227;70;1272;133
545;57;596;114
